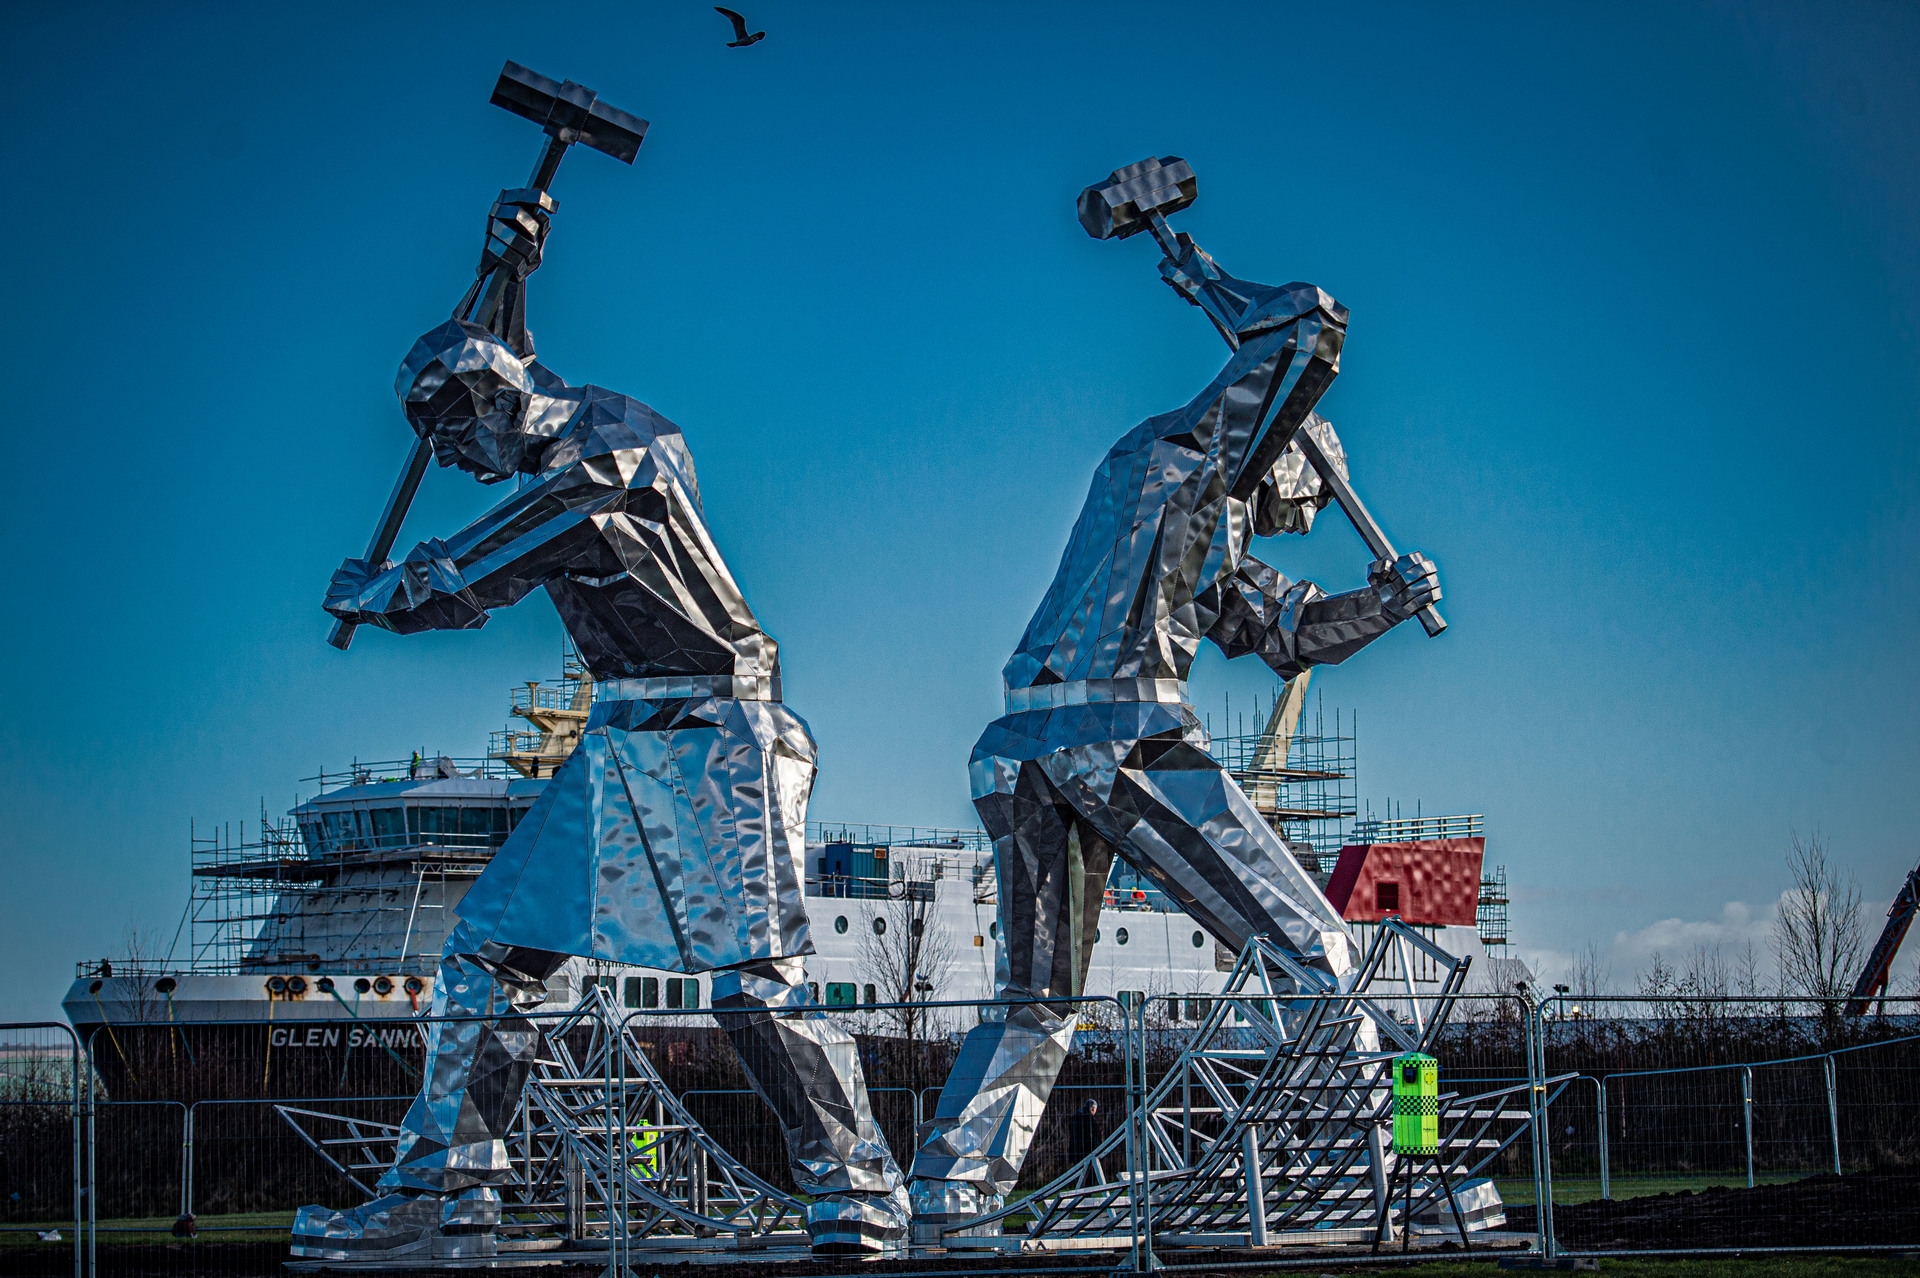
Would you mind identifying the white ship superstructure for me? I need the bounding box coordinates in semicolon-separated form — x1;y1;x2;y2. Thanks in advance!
66;662;1517;1061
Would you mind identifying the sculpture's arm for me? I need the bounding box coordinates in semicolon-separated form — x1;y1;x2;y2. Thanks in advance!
1201;552;1441;677
1149;232;1348;500
452;187;554;357
322;462;620;634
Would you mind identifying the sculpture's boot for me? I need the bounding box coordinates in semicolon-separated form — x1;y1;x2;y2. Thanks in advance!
290;1187;501;1261
714;959;910;1254
806;1183;914;1255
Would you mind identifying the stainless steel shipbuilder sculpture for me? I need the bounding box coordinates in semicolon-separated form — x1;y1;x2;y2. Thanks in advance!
907;157;1446;1233
295;63;907;1259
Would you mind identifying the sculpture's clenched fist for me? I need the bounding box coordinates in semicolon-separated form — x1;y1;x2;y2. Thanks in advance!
1370;552;1442;623
481;188;554;282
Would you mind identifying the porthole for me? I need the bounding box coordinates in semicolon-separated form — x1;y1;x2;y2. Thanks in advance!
354;978;371;994
1094;929;1102;944
1192;931;1206;948
267;976;287;994
873;917;887;936
834;916;849;934
316;977;335;994
404;977;424;996
1116;928;1130;946
988;922;998;939
287;976;308;995
373;976;394;996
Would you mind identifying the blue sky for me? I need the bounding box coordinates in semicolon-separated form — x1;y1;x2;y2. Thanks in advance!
1;2;1916;1018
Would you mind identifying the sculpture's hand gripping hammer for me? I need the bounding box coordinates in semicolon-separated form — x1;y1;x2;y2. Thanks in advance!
327;63;647;650
1079;157;1446;638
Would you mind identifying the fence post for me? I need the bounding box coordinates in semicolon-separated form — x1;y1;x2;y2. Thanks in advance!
179;1103;195;1220
1126;997;1150;1274
1366;1122;1392;1243
1529;1003;1554;1258
85;1050;96;1278
1823;1053;1841;1176
604;1001;618;1269
1740;1066;1754;1189
1596;1076;1610;1201
66;1028;82;1278
1242;1125;1268;1247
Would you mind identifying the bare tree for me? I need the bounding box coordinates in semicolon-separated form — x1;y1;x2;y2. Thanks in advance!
1770;831;1866;1002
1732;939;1769;1001
1567;942;1612;999
857;879;958;1051
122;920;168;1022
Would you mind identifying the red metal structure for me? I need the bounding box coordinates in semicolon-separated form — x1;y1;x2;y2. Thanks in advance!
1325;838;1485;927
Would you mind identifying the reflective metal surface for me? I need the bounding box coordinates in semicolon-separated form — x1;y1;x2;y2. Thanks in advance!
909;158;1443;1219
303;81;903;1258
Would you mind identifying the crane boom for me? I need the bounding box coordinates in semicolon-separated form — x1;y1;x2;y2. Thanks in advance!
1844;861;1920;1016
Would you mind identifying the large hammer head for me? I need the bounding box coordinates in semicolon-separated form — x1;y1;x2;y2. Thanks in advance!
491;61;647;164
1078;156;1196;240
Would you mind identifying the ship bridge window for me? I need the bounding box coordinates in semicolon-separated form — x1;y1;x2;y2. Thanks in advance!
369;807;407;847
408;805;510;847
321;810;365;852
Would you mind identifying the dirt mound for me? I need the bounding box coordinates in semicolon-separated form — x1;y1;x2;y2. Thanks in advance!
1508;1168;1920;1250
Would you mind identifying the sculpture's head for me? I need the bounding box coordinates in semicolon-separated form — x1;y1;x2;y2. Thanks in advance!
395;321;567;482
1251;415;1346;536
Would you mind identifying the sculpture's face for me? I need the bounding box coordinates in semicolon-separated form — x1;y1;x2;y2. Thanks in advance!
396;322;539;483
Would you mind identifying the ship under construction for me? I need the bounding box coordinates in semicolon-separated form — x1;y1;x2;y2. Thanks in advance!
66;656;1525;1088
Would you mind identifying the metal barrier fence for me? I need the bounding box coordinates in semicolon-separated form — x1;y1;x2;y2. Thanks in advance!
6;983;1918;1274
1530;993;1920;1256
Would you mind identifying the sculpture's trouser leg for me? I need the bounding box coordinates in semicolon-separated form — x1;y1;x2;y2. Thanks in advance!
910;711;1354;1219
290;927;564;1259
908;760;1113;1222
381;923;567;1193
713;957;908;1246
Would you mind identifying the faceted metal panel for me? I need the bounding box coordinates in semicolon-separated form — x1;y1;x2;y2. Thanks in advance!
910;166;1443;1217
310;183;904;1252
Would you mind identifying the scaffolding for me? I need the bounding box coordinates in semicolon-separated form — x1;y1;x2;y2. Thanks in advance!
1350;813;1485;843
1206;688;1358;866
185;807;316;973
1478;864;1510;951
175;749;514;976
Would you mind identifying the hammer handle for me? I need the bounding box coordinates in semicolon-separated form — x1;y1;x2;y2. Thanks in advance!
330;132;577;652
326;436;435;649
1291;428;1446;637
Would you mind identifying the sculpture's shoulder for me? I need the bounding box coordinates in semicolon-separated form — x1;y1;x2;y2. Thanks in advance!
540;385;697;491
1235;279;1347;337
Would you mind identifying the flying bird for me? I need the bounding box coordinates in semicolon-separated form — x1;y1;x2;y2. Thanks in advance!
714;7;765;47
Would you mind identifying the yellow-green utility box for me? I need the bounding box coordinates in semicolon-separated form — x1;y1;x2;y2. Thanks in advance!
1391;1052;1438;1155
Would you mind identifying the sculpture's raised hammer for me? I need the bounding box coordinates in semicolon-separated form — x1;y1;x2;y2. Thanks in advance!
328;64;646;651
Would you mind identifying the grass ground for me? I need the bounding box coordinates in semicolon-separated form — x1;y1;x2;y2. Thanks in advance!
0;1212;294;1245
1384;1262;1916;1278
1496;1172;1816;1206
